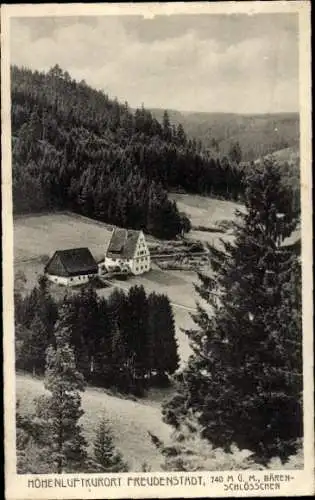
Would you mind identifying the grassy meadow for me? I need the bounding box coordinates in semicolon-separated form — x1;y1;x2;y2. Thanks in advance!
14;199;237;366
169;193;243;228
14;211;114;264
16;372;172;471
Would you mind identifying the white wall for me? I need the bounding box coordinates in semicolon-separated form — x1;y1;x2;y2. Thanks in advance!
46;273;96;286
129;255;151;275
104;257;121;268
104;257;131;272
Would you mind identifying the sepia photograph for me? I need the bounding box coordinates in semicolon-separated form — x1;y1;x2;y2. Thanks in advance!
2;2;313;498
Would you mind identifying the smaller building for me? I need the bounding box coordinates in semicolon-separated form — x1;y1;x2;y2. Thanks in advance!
45;247;98;286
104;228;150;275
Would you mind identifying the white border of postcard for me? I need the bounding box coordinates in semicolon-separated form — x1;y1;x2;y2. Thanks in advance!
2;2;314;498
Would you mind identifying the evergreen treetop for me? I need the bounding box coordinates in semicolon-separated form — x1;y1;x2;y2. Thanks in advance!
35;302;87;473
93;418;128;472
163;158;302;463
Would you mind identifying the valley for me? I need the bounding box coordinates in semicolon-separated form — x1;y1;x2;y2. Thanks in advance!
14;192;241;367
150;109;299;162
8;10;306;480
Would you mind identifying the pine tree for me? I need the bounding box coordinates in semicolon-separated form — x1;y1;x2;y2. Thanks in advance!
60;293;91;380
126;285;149;386
93;418;128;472
176;123;187;147
16;274;58;344
148;293;179;382
92;297;112;384
228;141;242;165
35;303;88;473
18;314;49;375
162;110;172;141
76;284;100;379
163;158;302;463
107;290;131;391
159;295;180;377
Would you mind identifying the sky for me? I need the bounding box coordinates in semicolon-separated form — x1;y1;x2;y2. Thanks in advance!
10;14;299;114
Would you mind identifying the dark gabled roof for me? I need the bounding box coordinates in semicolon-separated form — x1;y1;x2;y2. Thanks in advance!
106;228;141;259
45;248;98;276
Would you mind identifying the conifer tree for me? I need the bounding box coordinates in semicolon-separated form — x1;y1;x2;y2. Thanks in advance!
126;285;149;385
18;314;49;375
110;317;128;386
76;284;100;378
176;123;187;146
163;159;302;463
228;140;242;165
159;295;180;376
148;293;179;381
92;297;112;384
60;293;91;379
107;289;131;390
35;303;87;473
93;418;128;472
162;110;172;141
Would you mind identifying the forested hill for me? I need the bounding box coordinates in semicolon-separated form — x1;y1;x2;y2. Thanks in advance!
11;65;243;239
149;108;299;162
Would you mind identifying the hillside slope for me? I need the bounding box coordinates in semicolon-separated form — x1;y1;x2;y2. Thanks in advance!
150;109;299;162
17;373;172;471
11;65;243;240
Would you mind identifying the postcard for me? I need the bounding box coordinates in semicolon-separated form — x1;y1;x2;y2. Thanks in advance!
2;2;313;498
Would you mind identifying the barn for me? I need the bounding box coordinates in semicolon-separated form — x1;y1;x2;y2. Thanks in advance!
104;228;151;275
44;247;98;286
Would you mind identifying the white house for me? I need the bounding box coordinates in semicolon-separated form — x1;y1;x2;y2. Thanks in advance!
44;247;98;286
104;228;150;275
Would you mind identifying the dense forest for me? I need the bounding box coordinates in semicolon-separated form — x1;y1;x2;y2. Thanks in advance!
12;65;243;238
15;277;179;395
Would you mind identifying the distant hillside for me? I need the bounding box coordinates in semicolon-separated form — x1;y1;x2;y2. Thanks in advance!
150;109;299;162
263;146;299;164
